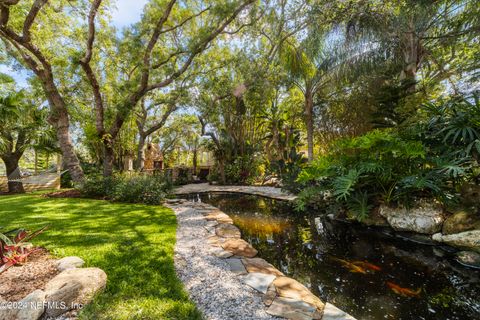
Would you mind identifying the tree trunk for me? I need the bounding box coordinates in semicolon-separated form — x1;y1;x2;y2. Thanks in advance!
401;21;422;94
44;82;85;184
219;160;226;185
192;147;198;175
55;122;84;183
103;143;115;177
2;155;24;193
34;149;38;175
305;90;314;162
136;134;146;170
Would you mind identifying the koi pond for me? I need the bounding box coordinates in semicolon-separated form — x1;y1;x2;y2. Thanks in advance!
184;192;480;320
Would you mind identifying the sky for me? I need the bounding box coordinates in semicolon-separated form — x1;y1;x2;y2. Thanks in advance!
1;0;148;87
110;0;148;29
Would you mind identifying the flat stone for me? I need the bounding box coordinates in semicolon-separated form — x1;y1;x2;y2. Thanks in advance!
240;272;276;294
215;223;241;238
433;230;480;252
57;256;85;271
205;211;225;220
322;303;356;320
16;290;46;320
226;258;247;275
455;251;480;269
242;257;284;276
210;247;234;259
274;276;324;310
206;212;233;224
216;215;234;224
266;296;316;320
207;235;225;247
263;284;277;306
222;239;258;258
205;220;218;228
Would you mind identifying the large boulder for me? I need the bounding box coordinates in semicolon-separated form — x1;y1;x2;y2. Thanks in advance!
432;230;480;253
57;256;85;271
379;204;445;234
442;211;480;235
16;290;46;320
0;290;46;320
44;267;107;318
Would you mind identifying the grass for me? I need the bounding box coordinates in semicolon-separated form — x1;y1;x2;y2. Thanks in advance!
0;193;202;320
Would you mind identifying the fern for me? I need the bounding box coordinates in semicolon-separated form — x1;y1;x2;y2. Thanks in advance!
333;169;360;200
347;191;373;222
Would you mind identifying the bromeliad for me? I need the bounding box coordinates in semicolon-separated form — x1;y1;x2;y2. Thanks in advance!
0;225;48;274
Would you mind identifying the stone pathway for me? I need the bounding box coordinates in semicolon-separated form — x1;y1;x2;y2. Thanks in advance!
173;183;297;201
167;198;355;320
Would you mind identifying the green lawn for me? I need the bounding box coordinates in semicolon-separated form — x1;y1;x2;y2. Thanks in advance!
0;193;201;320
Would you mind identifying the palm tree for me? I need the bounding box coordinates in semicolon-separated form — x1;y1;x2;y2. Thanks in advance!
280;37;337;162
342;0;478;94
0;91;54;193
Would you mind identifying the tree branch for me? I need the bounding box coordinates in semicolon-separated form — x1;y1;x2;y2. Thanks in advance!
22;0;47;42
146;0;255;92
140;0;177;89
79;0;105;135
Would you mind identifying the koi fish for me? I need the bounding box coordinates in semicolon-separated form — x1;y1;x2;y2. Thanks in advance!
332;257;367;274
352;261;382;272
386;282;421;297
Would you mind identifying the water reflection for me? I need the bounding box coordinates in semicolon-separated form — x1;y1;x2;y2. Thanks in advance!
186;193;480;320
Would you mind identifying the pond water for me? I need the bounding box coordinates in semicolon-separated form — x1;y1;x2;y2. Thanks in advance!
184;192;480;320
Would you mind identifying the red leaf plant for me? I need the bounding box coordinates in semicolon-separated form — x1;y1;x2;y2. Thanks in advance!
0;225;48;274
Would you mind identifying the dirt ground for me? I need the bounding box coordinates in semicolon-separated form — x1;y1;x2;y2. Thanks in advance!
0;248;59;301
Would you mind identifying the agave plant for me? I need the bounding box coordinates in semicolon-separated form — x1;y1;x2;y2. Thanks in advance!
0;225;48;274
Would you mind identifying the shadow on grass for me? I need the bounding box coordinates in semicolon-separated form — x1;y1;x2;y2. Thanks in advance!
0;194;202;320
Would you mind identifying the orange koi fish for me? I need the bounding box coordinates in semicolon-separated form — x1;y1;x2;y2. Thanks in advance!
332;257;367;274
386;282;421;297
352;261;382;272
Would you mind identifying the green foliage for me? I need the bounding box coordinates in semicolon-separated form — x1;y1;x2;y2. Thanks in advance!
269;128;307;192
225;155;262;185
79;174;172;205
296;129;458;215
297;94;480;217
420;94;480;160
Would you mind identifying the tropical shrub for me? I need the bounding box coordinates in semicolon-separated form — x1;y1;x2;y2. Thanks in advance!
79;174;172;205
296;129;459;219
0;226;48;274
224;155;262;185
269;129;308;192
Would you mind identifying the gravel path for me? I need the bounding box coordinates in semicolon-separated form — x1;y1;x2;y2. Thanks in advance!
170;202;278;320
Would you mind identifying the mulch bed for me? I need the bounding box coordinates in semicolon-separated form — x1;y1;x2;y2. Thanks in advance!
0;248;60;302
43;189;83;199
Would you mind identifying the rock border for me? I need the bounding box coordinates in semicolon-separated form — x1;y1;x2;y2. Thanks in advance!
0;256;106;320
168;199;355;320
